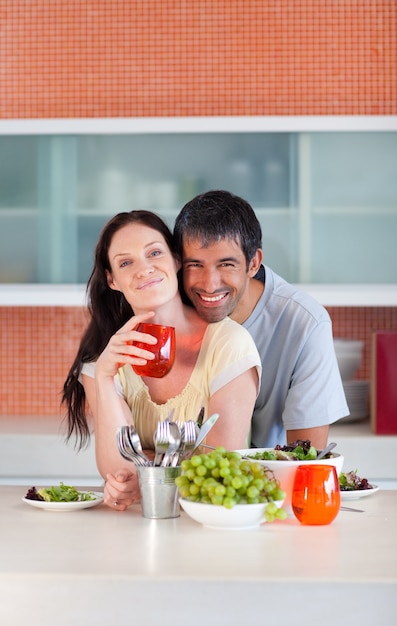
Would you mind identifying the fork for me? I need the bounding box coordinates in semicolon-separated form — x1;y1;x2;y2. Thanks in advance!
153;420;171;466
181;420;197;460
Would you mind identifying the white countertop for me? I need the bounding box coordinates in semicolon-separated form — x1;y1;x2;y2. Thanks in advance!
0;485;396;626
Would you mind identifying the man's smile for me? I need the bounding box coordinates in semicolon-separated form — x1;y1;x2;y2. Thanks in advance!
196;292;229;304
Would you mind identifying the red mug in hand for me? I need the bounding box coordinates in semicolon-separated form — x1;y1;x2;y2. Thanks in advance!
292;464;340;525
132;323;176;378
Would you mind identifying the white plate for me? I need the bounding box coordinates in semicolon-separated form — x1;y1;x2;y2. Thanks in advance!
22;491;104;511
340;485;379;501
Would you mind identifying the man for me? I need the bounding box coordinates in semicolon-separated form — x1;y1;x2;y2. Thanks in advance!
173;189;349;449
103;190;348;509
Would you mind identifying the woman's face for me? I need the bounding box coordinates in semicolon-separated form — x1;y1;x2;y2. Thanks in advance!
106;222;180;313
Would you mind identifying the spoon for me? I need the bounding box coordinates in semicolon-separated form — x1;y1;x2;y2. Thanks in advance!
126;426;152;465
161;421;181;467
316;441;337;460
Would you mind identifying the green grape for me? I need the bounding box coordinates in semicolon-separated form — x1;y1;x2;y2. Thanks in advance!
265;502;278;516
211;494;224;506
231;476;243;489
195;464;208;477
185;468;196;481
225;485;236;498
251;478;263;490
276;507;287;520
214;483;226;496
189;483;200;496
178;484;191;499
273;487;286;501
247;485;259;499
203;456;216;469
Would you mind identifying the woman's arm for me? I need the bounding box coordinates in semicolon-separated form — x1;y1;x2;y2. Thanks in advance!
82;373;133;477
81;313;157;509
204;367;258;450
86;312;157;477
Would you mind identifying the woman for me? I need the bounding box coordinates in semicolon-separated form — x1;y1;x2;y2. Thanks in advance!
62;210;261;509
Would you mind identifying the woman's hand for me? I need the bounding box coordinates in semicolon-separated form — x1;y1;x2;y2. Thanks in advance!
104;470;141;511
95;312;157;379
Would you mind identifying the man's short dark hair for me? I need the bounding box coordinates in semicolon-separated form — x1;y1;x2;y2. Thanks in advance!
174;190;262;268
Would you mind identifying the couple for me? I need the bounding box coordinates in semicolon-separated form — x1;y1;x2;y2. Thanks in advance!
63;190;348;510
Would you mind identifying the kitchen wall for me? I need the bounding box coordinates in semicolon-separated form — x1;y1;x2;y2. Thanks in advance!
1;1;395;118
1;1;396;422
1;306;396;418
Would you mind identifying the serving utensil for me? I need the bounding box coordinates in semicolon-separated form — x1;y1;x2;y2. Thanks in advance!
196;407;205;429
340;505;364;513
316;441;337;460
191;413;220;452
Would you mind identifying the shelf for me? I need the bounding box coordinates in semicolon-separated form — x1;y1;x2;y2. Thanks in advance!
1;115;397;134
1;283;396;307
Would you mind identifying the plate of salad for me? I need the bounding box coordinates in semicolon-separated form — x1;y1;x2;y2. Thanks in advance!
22;483;104;511
339;471;379;500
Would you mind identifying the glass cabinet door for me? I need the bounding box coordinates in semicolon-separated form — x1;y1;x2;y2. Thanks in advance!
306;132;397;283
0;131;396;285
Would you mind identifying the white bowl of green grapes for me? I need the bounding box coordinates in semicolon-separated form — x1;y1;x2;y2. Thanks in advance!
176;447;286;530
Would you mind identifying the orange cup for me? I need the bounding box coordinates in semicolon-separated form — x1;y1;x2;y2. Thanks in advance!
291;464;340;525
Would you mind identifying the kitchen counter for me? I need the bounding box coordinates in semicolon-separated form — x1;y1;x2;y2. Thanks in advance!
1;485;396;626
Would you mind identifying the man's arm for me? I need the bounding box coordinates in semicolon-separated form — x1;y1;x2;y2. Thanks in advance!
286;424;329;449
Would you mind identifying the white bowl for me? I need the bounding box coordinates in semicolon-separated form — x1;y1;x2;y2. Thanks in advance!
333;339;364;380
237;449;344;516
179;498;284;530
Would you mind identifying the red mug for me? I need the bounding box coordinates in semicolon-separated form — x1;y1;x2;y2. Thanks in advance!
132;323;176;378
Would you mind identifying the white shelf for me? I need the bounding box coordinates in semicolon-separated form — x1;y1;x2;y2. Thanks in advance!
0;284;88;306
1;115;397;134
0;283;396;307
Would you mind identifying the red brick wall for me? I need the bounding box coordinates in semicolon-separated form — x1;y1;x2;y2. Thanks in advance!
1;306;396;417
1;0;396;118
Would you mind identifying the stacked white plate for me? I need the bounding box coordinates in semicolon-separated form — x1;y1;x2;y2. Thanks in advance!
341;380;369;423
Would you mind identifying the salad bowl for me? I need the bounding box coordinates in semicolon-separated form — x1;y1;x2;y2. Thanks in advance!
237;448;344;515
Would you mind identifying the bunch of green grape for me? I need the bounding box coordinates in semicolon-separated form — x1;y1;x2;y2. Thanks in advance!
176;447;287;522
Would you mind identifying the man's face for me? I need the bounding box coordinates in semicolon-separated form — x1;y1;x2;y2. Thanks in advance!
181;237;254;322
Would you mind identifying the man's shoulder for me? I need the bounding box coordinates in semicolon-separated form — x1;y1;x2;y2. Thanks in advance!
262;266;330;323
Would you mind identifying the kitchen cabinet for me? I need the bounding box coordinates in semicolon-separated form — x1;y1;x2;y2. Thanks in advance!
1;119;396;288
